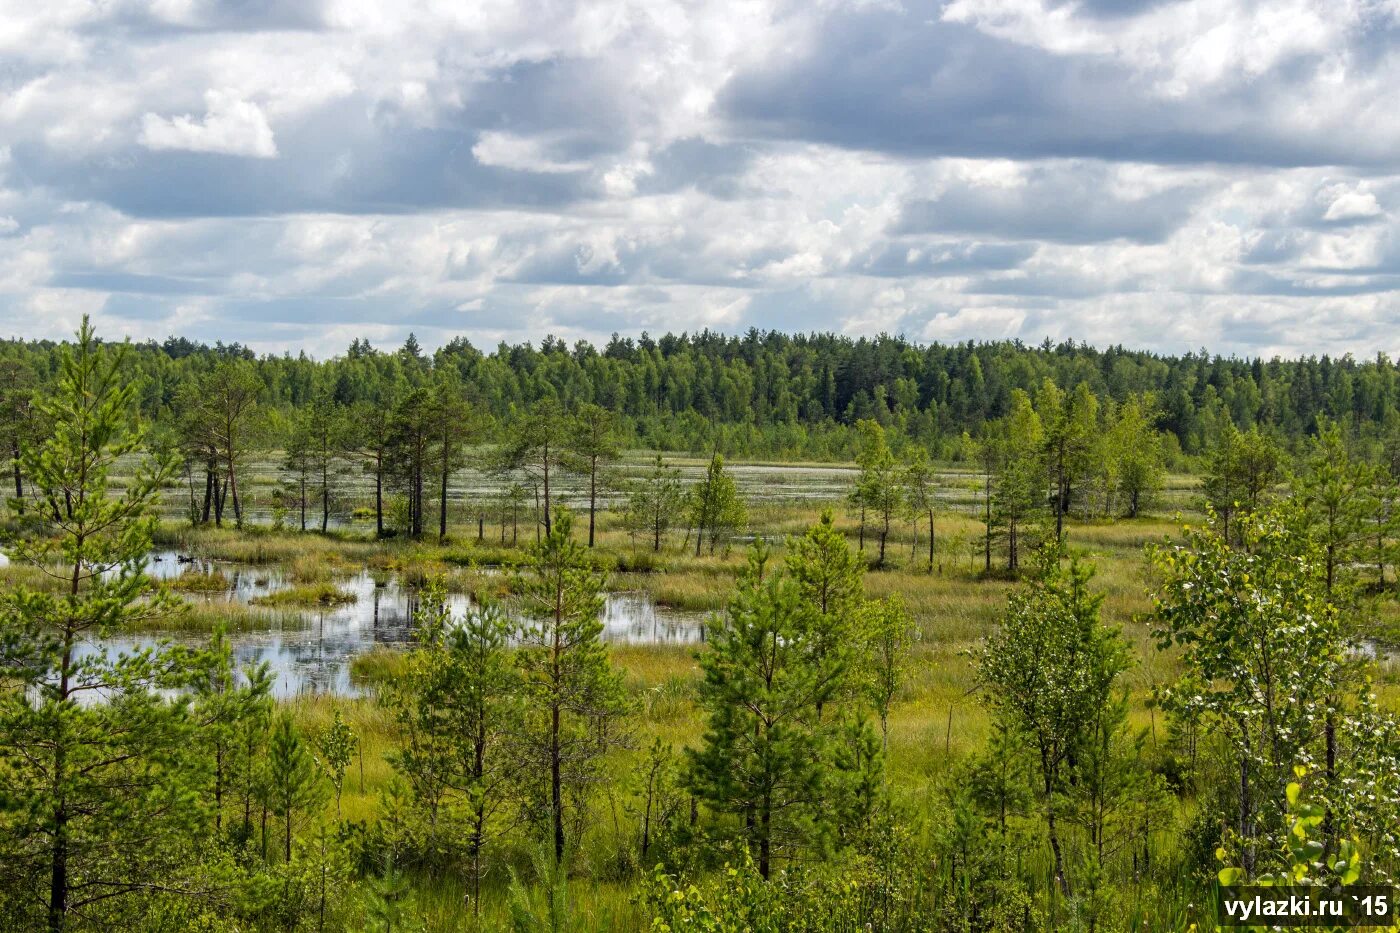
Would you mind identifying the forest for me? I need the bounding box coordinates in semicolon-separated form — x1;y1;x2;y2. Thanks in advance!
2;319;1400;931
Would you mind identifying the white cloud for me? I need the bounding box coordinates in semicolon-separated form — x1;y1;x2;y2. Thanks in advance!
1321;184;1383;222
0;0;1399;358
139;90;278;158
471;132;589;174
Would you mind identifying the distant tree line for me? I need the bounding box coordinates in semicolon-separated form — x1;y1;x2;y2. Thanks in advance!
5;329;1400;467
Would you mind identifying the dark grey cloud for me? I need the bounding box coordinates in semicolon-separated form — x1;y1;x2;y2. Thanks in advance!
638;138;756;199
1056;0;1172;18
15;104;591;218
1230;269;1400;297
722;6;1398;168
851;241;1036;277
88;0;330;36
898;165;1202;244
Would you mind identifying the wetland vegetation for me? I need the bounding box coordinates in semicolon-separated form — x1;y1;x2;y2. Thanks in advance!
5;323;1400;930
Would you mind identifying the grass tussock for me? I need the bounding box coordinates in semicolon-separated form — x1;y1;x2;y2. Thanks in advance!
250;581;357;608
167;570;231;593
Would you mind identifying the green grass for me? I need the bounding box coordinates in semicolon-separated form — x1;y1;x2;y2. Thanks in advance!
13;469;1370;930
250;581;357;608
168;569;232;593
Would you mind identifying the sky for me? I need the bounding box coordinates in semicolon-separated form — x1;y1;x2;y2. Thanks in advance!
3;0;1400;359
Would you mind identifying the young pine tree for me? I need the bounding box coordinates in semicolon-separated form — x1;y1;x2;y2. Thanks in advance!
383;581;521;907
565;403;621;548
0;319;210;931
624;455;684;552
262;712;327;864
686;540;864;878
861;594;915;751
785;510;864;722
514;509;628;865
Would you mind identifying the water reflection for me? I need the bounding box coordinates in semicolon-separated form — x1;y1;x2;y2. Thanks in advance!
75;551;705;700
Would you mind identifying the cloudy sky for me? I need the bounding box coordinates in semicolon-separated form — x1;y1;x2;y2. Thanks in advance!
3;0;1400;358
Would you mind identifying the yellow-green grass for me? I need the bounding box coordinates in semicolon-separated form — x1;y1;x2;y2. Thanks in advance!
250;581;357;608
20;484;1388;930
247;499;1395;931
168;569;232;593
158;601;308;633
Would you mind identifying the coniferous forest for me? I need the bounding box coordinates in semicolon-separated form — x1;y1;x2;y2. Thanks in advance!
4;321;1400;930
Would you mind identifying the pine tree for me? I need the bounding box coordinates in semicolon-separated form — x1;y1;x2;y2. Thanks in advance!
686;542;833;878
1295;418;1369;597
316;709;358;823
1038;380;1100;540
193;631;273;838
0;319;210;931
991;390;1045;573
262;712;327;863
496;398;569;537
384;582;521;906
566;403;621;547
785;510;863;721
1107;394;1164;518
624;455;684;552
386;388;435;539
282;408;314;531
861;595;915;751
343;397;396;538
849;420;902;567
1204;425;1285;543
514;509;628;864
429;373;474;542
0;356;36;509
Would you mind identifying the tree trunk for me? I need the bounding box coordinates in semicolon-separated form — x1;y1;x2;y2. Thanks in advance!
12;438;24;504
227;451;242;527
758;795;771;880
439;452;449;543
551;698;564;863
983;476;993;573
375;456;384;538
927;510;936;573
1239;728;1254;875
1009;519;1018;572
1044;757;1070;898
542;452;552;536
49;568;82;933
588;460;598;547
551;615;565;864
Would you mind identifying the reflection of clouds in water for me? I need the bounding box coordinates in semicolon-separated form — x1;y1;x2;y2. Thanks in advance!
601;592;706;645
81;552;705;699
